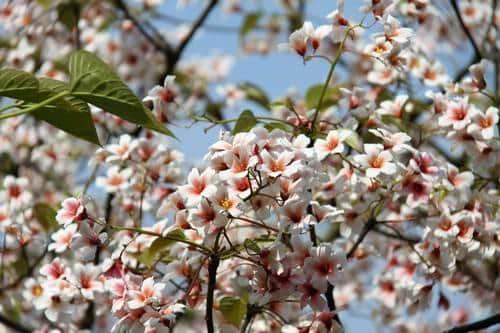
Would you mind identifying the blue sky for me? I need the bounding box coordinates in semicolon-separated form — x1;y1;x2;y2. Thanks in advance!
159;0;357;160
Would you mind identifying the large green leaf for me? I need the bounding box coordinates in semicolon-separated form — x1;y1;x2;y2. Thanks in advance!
305;84;341;110
30;78;100;145
0;68;39;101
138;229;186;268
238;82;270;110
219;296;247;328
33;203;59;232
232;110;257;134
68;50;175;137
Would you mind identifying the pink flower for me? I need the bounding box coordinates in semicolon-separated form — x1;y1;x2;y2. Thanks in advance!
70;221;107;261
68;263;103;300
409;152;440;180
143;75;180;116
304;245;346;287
189;197;227;228
56;198;86;225
298;278;327;311
376;95;408;118
260;149;295;178
48;224;77;253
40;258;67;280
327;0;351;43
467;106;498;140
96;166;133;193
314;130;348;160
1;176;32;209
354;144;397;178
438;98;474;130
178;168;216;206
127;277;166;309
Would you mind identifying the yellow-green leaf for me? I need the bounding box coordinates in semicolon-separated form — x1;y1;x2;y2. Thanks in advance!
238;82;270;110
232;110;257;134
219;296;247;328
138;229;186;268
33;203;59;232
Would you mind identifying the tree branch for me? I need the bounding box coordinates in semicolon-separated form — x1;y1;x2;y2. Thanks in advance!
169;0;219;73
450;0;482;82
308;225;342;327
444;312;500;333
114;0;174;57
206;254;220;333
0;313;31;333
347;219;376;259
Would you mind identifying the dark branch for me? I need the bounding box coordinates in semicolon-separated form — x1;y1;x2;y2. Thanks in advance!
114;0;174;57
450;0;482;82
206;254;219;333
347;219;376;259
154;12;257;33
444;312;500;333
0;313;31;333
373;226;420;244
169;0;219;73
308;225;343;326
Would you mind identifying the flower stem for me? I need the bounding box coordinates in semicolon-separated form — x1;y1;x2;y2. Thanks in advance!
0;91;70;120
310;26;356;133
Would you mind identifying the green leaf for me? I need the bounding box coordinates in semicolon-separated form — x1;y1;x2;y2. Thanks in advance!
238;82;270;110
33;203;59;232
232;110;257;134
243;239;260;254
219;296;247;328
305;84;341;110
68;50;175;138
270;100;286;108
36;0;53;9
204;102;224;122
0;68;39;101
57;2;79;31
0;38;13;48
138;229;186;268
240;12;261;39
340;128;363;152
31;78;100;145
264;122;292;133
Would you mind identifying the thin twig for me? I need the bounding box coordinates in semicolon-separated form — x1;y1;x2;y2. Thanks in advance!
114;0;173;57
346;219;376;259
169;0;219;73
450;0;482;82
444;312;500;333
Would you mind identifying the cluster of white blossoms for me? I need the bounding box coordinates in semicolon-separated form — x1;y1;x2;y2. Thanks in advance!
0;0;499;333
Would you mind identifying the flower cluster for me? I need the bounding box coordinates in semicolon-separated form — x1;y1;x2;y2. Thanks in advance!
0;0;499;332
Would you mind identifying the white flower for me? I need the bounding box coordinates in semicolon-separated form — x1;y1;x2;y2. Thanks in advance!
314;130;348;160
96;166;133;192
48;224;78;253
467;106;498;140
354;144;397;178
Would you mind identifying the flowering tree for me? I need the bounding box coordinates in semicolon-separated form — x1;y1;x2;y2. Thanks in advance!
0;0;498;332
